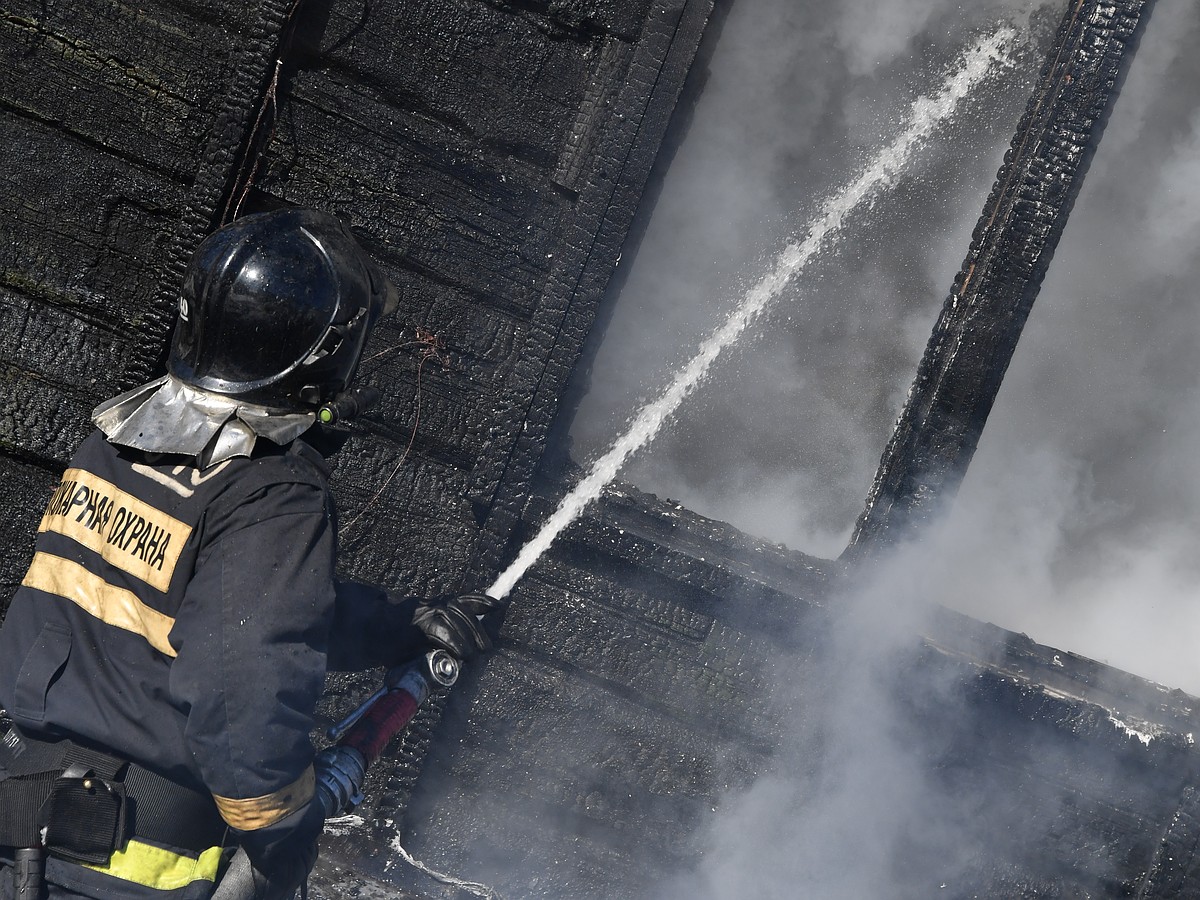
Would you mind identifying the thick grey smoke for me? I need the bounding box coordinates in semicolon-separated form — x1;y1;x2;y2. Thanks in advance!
651;554;982;899
564;1;1200;893
571;0;1200;698
573;0;1055;556
922;0;1200;695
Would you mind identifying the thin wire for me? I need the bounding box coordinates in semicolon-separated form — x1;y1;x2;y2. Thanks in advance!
341;329;449;534
224;0;304;224
230;58;282;222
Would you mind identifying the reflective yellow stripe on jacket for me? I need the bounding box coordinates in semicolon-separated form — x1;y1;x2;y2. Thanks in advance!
21;551;178;657
38;468;192;593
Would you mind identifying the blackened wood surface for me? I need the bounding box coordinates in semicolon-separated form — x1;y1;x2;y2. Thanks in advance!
1;1;298;467
848;0;1155;553
0;0;716;601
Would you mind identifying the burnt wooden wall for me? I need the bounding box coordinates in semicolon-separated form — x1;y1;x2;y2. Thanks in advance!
849;0;1157;553
0;0;715;603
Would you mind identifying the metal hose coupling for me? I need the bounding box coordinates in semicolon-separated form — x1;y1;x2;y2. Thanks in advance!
415;648;461;691
375;648;461;706
314;745;368;818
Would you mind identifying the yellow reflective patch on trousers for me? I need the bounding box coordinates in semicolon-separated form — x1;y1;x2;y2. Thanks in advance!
83;840;223;890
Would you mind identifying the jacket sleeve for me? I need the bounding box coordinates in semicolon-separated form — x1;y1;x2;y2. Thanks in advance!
167;477;335;839
326;580;430;672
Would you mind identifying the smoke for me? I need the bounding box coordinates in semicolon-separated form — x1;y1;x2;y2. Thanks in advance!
646;523;1150;898
559;0;1200;895
572;0;1200;696
572;0;1058;559
653;556;959;899
491;24;1017;599
923;0;1200;695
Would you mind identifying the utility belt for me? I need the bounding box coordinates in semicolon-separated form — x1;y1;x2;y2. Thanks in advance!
0;727;228;865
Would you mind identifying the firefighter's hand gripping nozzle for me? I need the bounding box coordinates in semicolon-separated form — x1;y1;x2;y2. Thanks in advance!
314;649;460;818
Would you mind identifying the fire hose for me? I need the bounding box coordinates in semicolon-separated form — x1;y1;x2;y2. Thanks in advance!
314;649;460;816
211;649;460;900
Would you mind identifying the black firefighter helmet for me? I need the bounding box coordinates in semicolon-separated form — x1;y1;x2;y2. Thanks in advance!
169;208;399;411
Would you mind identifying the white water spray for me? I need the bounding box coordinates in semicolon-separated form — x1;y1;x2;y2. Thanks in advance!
488;25;1017;600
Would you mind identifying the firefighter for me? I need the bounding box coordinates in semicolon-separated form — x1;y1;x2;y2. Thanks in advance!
0;208;503;900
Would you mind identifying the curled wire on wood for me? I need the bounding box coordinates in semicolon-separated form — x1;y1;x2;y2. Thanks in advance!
340;327;450;536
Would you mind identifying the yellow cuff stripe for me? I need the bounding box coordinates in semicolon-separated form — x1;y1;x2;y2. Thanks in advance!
22;551;178;657
213;767;316;831
83;840;223;890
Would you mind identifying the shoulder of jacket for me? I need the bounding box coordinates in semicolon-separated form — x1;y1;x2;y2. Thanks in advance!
226;439;331;494
161;442;329;516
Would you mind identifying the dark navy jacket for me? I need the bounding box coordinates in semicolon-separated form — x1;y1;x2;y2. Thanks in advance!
0;429;425;832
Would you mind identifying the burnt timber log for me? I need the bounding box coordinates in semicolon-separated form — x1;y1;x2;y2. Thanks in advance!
3;0;1200;898
848;0;1155;554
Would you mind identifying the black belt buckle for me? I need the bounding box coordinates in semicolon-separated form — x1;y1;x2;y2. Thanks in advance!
42;764;128;866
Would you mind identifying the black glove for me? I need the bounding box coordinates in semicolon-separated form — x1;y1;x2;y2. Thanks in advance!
412;592;506;660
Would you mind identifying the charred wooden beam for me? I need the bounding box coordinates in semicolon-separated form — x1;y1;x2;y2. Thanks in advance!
848;0;1156;555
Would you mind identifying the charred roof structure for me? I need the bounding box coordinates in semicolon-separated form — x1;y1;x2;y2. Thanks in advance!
3;0;1199;897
